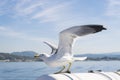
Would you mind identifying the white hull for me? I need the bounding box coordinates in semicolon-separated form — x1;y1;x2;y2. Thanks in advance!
37;71;120;80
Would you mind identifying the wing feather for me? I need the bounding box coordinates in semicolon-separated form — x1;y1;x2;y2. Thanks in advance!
56;25;106;57
44;41;57;54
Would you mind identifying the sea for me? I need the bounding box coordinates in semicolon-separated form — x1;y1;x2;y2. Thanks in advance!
0;61;120;80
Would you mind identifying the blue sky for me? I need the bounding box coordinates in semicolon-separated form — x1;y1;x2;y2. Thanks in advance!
0;0;120;54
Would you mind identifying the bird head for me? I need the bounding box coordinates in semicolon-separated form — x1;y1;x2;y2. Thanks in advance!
34;53;40;58
34;53;48;60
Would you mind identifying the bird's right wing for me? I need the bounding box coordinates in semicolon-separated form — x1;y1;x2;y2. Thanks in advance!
56;25;106;57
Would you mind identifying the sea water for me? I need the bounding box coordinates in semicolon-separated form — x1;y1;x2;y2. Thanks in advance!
0;61;120;80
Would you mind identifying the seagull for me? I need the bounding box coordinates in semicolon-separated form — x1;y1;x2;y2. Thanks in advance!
34;24;106;74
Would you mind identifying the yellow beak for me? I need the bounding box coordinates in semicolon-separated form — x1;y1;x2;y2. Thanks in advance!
34;54;40;58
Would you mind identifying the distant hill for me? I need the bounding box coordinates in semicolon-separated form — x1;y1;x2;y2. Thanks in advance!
0;53;33;62
0;52;41;62
11;51;38;58
0;51;120;62
75;52;120;60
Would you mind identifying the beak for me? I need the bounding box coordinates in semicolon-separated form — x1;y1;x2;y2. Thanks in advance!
103;27;107;30
34;54;40;58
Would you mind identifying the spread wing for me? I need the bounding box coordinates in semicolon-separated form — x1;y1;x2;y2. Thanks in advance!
56;25;106;57
44;41;57;54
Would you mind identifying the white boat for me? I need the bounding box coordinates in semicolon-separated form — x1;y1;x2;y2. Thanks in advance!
37;71;120;80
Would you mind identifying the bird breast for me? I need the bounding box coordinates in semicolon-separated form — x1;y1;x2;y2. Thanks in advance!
45;56;73;67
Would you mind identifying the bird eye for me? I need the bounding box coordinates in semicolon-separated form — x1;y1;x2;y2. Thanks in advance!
41;54;44;56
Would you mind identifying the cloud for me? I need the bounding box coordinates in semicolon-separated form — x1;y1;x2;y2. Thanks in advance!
0;0;14;15
0;0;72;24
14;0;43;16
106;0;120;16
0;26;52;42
0;26;6;31
0;26;25;37
32;2;70;23
0;0;69;41
0;0;71;25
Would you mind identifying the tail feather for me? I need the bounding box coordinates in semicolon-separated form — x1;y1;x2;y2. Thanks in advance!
74;57;87;61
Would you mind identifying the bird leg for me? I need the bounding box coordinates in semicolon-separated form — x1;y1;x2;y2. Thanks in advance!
54;66;65;74
64;62;72;73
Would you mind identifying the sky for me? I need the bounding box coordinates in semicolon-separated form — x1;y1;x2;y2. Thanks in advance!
0;0;120;54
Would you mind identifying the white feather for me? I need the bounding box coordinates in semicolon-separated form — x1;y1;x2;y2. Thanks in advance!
74;57;87;61
41;25;106;68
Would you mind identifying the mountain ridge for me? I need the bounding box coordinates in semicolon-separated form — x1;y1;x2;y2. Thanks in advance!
0;51;120;61
75;52;120;60
11;51;38;58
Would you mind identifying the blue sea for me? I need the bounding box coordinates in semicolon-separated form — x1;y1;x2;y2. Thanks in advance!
0;61;120;80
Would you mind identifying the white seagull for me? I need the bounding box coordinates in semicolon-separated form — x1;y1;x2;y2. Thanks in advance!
35;25;106;74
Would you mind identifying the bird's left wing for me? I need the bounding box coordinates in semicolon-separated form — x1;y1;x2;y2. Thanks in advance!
44;41;57;54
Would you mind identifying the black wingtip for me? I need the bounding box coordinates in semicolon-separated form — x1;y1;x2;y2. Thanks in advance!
88;25;107;33
102;27;107;30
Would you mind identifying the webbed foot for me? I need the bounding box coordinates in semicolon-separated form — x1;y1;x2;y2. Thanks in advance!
64;70;71;73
